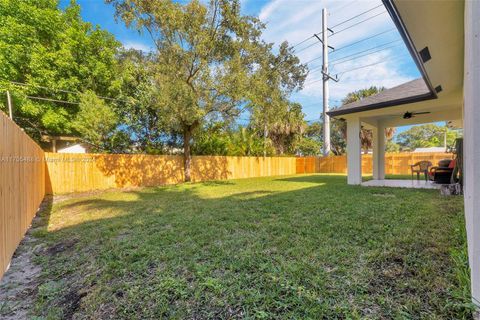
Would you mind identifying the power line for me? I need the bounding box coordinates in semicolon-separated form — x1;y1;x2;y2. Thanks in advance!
336;60;390;77
336;54;409;77
303;28;396;65
292;5;388;56
331;11;387;36
330;43;402;66
294;40;322;54
6;80;126;103
331;28;396;53
307;40;401;74
303;54;408;86
329;0;358;15
26;95;80;105
0;86;82;105
330;4;383;29
330;39;402;64
291;35;317;49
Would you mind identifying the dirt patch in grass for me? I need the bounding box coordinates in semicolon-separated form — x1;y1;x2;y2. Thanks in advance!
0;230;44;319
0;198;54;319
46;239;78;256
60;288;88;319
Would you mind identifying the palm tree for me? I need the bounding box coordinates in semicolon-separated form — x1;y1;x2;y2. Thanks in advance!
340;87;396;153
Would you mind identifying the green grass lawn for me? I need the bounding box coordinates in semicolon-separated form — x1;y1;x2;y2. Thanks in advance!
25;174;472;319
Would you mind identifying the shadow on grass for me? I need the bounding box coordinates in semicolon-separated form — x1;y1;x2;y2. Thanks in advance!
274;174;345;184
30;175;472;319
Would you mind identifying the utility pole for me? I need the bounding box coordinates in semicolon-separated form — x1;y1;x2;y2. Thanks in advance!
6;90;13;119
313;8;337;156
322;8;330;156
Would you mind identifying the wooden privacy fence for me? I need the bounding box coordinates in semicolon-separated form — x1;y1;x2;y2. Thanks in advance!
45;153;297;194
40;151;457;194
0;111;45;279
296;152;453;175
1;112;453;281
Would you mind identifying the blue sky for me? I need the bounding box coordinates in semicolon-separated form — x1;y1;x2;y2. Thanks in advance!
60;0;421;128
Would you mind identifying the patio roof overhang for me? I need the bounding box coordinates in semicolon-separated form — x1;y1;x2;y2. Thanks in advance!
328;0;465;121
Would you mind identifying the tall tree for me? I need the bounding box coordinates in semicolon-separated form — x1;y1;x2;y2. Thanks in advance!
227;126;266;156
340;86;396;154
108;0;264;181
0;0;120;140
116;49;169;154
248;42;308;155
266;102;306;155
296;121;322;156
396;123;459;151
342;86;385;105
73;91;121;152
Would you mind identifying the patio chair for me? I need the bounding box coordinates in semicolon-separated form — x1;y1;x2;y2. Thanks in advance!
428;159;456;184
410;160;432;181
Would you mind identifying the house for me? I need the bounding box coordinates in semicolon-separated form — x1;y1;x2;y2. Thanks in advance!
327;0;480;308
41;135;92;153
57;143;88;154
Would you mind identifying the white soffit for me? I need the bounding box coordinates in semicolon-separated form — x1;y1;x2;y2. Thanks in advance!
393;0;464;97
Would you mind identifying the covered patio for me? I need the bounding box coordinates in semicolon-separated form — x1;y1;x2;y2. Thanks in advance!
328;0;464;187
330;78;462;187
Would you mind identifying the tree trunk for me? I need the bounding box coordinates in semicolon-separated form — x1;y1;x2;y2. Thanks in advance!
183;127;192;182
278;137;285;155
263;123;268;158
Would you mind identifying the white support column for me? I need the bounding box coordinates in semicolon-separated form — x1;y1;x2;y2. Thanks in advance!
372;122;385;180
464;0;480;308
346;116;362;185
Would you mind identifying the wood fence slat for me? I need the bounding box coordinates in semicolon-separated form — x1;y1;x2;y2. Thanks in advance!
296;153;453;175
45;154;297;194
0;111;45;279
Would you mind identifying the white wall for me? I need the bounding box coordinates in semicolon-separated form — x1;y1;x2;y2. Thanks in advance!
346;116;362;185
372;121;385;180
463;0;480;307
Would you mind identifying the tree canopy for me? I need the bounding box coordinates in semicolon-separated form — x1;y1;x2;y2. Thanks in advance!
107;0;306;180
0;0;121;140
396;123;459;151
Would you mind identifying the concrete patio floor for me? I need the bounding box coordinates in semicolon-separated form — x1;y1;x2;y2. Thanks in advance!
362;179;441;189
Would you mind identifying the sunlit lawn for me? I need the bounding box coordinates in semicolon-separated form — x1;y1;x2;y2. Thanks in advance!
28;174;471;319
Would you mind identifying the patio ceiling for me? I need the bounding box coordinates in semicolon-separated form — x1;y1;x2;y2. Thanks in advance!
359;89;463;128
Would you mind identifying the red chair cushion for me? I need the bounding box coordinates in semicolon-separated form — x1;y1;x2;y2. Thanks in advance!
448;159;456;169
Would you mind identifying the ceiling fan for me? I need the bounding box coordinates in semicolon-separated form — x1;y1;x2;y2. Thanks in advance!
402;111;431;119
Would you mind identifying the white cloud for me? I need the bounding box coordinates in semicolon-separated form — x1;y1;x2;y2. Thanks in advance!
122;41;152;52
259;0;286;22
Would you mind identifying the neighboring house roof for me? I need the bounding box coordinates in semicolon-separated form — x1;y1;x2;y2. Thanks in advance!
327;78;434;117
57;144;87;154
413;147;446;153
